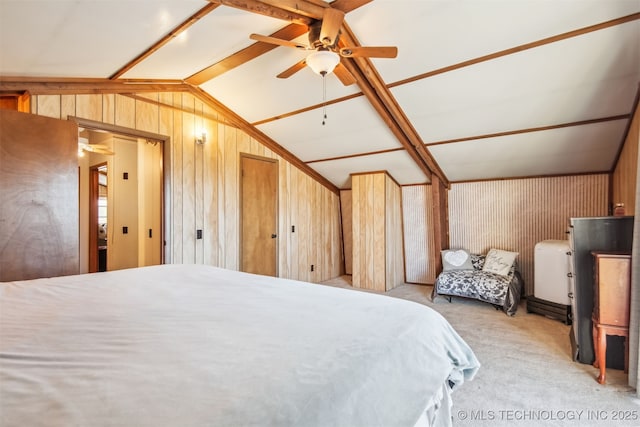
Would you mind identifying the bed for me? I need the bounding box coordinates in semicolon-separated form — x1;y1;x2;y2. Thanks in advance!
0;264;479;427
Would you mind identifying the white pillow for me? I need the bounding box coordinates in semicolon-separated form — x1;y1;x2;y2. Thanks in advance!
441;249;474;271
482;248;518;276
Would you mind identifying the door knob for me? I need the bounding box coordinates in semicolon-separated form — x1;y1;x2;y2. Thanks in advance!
271;234;277;239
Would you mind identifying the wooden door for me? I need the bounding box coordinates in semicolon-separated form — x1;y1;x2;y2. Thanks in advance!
240;155;278;276
88;165;100;273
0;109;79;281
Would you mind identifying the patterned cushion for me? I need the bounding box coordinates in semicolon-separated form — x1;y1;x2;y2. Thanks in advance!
435;269;510;306
471;254;485;270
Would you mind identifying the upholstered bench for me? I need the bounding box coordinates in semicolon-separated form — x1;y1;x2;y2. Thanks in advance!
431;249;523;316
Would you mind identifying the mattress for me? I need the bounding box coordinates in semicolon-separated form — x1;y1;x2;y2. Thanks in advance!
0;264;479;427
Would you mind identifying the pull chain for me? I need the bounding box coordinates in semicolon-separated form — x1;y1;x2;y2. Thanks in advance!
321;72;328;125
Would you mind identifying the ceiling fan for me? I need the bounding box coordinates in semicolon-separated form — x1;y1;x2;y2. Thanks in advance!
78;137;114;157
250;8;397;85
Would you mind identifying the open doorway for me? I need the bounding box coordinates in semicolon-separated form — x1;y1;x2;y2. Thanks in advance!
89;163;108;273
74;117;171;273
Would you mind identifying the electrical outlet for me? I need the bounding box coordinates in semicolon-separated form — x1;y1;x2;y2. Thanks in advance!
196;229;203;240
310;264;314;272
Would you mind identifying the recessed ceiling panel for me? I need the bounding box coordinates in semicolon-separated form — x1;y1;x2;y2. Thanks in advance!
392;20;640;143
0;0;203;77
309;150;429;189
256;96;401;162
347;0;640;84
122;7;285;80
428;119;628;182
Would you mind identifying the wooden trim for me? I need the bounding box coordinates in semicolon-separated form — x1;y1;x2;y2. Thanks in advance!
251;92;362;126
390;12;640;89
349;169;401;187
305;147;403;164
243;0;327;20
207;0;315;25
0;91;30;112
401;182;433;188
431;176;449;276
110;3;220;79
339;24;448;186
305;114;630;165
451;170;608;185
17;92;30;112
70;116;172;264
69;116;168;143
398;178;407;285
611;84;640;172
0;77;190;95
186;24;309;85
425;115;631;147
189;0;372;85
88;163;105;273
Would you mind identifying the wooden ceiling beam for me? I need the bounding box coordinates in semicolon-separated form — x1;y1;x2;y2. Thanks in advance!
0;77;190;95
329;0;373;12
189;0;373;85
340;56;433;182
254;1;327;20
185;23;308;85
339;23;448;186
207;0;314;26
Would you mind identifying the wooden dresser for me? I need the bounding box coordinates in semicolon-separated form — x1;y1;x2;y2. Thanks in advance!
591;251;631;384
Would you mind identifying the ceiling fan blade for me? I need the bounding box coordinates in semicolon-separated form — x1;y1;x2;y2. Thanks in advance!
339;46;398;58
277;59;308;79
250;33;309;50
89;147;115;155
334;62;356;86
79;143;114;156
319;8;344;47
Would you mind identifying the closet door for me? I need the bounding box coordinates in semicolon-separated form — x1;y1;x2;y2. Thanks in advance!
0;110;79;281
240;154;278;276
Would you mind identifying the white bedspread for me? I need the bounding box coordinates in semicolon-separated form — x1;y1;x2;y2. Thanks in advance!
0;264;479;427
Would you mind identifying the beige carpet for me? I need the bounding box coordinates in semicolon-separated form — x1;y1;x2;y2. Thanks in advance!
320;276;640;426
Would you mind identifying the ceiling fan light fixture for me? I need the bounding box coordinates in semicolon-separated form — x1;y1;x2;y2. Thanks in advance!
306;50;340;76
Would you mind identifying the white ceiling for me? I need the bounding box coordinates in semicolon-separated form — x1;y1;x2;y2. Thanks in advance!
1;0;639;189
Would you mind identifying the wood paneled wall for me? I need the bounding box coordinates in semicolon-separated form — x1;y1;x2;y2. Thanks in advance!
340;189;353;275
351;172;404;291
402;185;436;284
31;92;343;283
613;102;639;215
385;175;405;289
448;175;609;295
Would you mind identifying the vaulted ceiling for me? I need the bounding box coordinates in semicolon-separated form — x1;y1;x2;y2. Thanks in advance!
1;0;639;190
